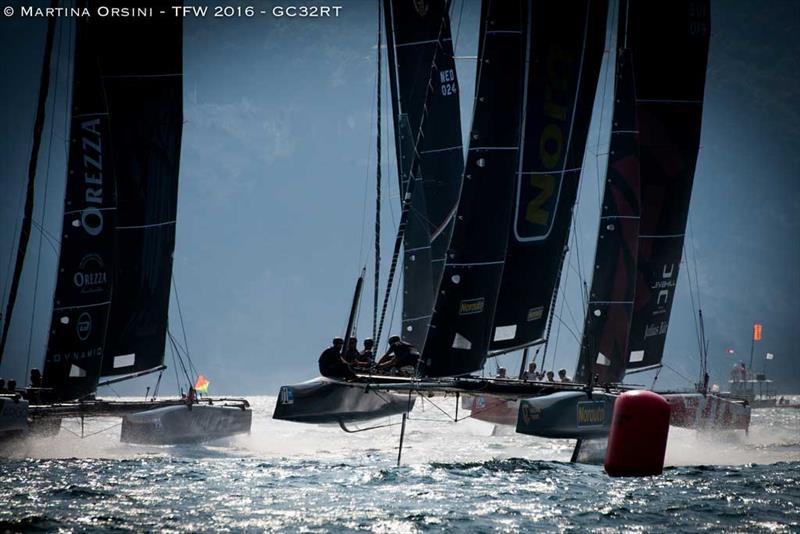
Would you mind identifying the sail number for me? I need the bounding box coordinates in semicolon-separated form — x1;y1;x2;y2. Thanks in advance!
440;68;457;96
516;46;573;241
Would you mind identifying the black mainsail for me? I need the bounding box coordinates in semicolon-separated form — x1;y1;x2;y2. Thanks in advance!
421;0;526;377
100;3;183;377
383;0;464;350
489;0;608;354
625;0;710;372
574;45;640;384
43;6;117;400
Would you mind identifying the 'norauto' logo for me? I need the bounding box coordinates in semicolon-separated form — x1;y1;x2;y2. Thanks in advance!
459;298;484;315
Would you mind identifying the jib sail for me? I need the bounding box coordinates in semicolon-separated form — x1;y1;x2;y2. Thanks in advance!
421;0;526;377
384;0;464;350
489;0;608;354
625;0;710;372
100;1;183;376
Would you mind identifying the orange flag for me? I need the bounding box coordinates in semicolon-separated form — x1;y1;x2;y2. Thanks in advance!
753;324;762;341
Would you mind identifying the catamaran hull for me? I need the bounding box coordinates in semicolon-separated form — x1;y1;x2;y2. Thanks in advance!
516;391;617;439
273;377;414;424
120;404;252;445
0;396;29;436
662;393;750;431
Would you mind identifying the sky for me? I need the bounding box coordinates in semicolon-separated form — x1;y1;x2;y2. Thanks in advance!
0;0;798;397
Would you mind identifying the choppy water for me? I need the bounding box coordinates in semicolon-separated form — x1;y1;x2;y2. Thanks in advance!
2;396;799;532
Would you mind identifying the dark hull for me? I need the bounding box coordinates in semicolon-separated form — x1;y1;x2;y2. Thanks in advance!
273;377;414;424
121;403;252;445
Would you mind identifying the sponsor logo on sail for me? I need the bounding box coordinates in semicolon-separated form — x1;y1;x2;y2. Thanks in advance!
48;346;103;364
79;118;105;237
76;312;92;341
527;306;544;321
73;253;108;294
516;44;575;242
644;321;669;339
576;401;606;427
413;0;429;17
459;298;484;315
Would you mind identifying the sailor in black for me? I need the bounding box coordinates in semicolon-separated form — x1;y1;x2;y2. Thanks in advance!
318;337;355;380
344;337;360;364
377;336;420;375
354;338;375;368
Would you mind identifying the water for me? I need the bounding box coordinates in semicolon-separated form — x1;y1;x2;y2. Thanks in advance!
1;396;799;532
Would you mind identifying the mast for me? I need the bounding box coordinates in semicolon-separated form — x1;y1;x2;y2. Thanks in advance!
624;0;710;373
488;0;609;355
382;0;464;350
373;1;382;340
0;0;60;367
421;0;527;377
574;1;641;385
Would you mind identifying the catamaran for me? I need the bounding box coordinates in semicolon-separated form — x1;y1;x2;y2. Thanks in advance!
274;0;750;460
0;0;251;447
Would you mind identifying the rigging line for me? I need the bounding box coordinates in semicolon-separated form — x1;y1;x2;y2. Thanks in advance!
26;14;65;379
0;0;60;366
593;0;617;212
168;331;192;388
373;0;382;341
452;0;466;51
358;29;379;271
29;219;60;256
171;274;197;379
661;361;695;386
168;333;182;394
551;313;582;345
542;243;573;373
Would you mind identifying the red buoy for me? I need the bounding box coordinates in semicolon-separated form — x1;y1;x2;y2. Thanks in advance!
604;390;670;477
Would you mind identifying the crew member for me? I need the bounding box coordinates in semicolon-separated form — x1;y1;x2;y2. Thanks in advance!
558;369;571;383
344;337;360;364
545;370;555;382
318;337;355;380
377;336;420;375
522;362;538;381
355;338;375;367
496;367;507;379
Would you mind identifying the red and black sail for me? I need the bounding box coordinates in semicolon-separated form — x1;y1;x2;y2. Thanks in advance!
625;0;710;372
574;38;640;384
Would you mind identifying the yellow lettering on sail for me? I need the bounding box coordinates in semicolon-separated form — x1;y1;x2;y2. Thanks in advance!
525;174;555;226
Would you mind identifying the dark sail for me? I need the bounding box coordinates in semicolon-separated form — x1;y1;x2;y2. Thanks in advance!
421;0;526;377
625;0;710;371
384;0;464;349
574;45;640;385
489;0;608;353
43;7;117;400
100;2;183;376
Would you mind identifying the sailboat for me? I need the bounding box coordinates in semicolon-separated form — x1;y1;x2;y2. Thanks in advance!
275;0;607;425
472;0;750;435
275;0;751;458
0;0;251;446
